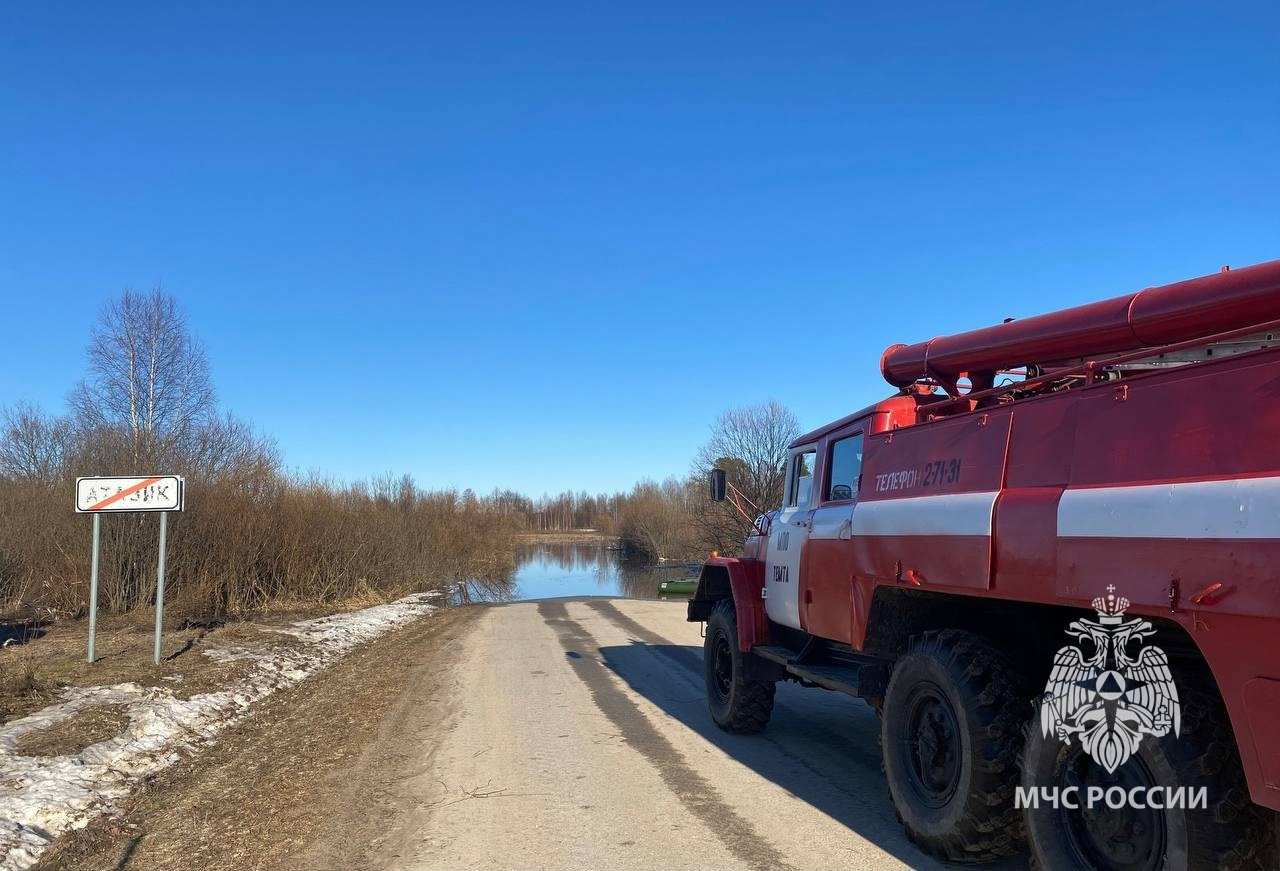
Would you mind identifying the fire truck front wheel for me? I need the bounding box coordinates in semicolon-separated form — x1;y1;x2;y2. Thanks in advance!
704;599;775;733
881;629;1028;862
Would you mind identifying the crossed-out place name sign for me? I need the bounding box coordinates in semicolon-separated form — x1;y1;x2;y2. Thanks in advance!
75;475;184;513
75;475;185;665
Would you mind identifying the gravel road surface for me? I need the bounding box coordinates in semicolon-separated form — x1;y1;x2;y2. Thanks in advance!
395;598;982;870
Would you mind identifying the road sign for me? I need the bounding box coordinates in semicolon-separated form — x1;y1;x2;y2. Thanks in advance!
75;475;184;513
76;474;184;665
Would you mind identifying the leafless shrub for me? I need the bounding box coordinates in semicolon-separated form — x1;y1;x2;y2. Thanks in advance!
0;403;73;482
0;418;520;619
615;478;699;560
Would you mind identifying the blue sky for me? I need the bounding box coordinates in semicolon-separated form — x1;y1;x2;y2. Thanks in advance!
3;2;1277;496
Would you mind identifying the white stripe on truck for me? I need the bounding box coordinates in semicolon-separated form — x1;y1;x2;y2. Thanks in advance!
1058;475;1280;539
851;491;998;537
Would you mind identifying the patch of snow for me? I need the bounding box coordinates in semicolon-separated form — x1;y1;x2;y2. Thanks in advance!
201;646;268;665
0;593;437;870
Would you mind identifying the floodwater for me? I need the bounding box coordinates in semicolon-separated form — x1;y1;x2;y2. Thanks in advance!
505;540;697;601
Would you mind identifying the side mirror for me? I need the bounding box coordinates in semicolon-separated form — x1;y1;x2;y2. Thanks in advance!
709;468;727;502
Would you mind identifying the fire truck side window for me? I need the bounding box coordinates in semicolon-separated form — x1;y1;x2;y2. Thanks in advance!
788;450;816;507
826;433;864;501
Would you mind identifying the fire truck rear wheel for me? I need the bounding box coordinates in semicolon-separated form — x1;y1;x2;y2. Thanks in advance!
704;599;775;733
881;629;1028;862
1021;682;1277;871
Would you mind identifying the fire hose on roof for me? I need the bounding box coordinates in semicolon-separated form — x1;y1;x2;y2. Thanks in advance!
880;259;1280;390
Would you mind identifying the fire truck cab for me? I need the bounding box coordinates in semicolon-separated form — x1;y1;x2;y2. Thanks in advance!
692;259;1280;870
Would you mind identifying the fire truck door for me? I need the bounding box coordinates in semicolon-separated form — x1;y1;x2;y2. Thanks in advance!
801;431;863;643
766;447;816;630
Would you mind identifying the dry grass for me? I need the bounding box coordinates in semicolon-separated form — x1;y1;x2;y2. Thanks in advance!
0;647;58;722
0;594;398;728
15;703;132;757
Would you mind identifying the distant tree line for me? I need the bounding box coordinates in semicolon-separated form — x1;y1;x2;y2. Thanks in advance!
484;489;619;533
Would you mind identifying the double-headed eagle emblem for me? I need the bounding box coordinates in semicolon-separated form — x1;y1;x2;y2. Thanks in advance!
1040;586;1180;773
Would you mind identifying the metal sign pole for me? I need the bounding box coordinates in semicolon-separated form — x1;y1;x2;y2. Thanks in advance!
87;512;101;663
153;511;169;665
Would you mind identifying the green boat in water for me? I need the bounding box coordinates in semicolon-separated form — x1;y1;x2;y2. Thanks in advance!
658;578;698;597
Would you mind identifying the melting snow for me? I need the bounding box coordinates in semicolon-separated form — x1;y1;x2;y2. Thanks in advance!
0;593;438;870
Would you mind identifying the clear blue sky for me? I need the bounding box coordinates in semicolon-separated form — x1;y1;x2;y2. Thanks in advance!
3;2;1277;496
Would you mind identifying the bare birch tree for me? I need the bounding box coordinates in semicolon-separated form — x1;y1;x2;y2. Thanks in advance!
70;288;215;466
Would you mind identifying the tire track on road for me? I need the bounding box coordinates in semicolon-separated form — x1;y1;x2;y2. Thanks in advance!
583;600;704;676
583;599;889;797
537;600;797;871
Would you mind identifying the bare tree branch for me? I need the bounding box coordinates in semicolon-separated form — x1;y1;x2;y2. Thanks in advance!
691;400;801;554
0;403;73;481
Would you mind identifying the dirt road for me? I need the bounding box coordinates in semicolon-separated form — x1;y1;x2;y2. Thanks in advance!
41;598;1025;870
371;598;974;870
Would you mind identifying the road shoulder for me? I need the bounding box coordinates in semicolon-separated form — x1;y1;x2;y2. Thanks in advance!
33;605;480;871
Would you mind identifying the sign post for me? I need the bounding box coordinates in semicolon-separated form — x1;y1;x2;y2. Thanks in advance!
87;513;101;662
76;475;184;664
154;511;169;665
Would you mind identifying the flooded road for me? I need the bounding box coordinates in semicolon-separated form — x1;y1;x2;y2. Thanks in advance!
507;539;696;601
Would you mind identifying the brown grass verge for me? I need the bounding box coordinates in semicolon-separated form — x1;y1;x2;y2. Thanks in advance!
0;595;403;727
15;704;132;757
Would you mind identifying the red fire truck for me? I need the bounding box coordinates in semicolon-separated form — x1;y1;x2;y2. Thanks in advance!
691;259;1280;869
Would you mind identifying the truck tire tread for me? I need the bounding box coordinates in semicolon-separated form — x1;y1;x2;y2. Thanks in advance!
707;599;775;734
882;629;1028;863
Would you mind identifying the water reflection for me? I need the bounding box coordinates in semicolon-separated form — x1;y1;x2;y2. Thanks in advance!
461;540;699;602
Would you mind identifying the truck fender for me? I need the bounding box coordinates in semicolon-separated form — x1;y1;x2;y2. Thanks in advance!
686;557;769;651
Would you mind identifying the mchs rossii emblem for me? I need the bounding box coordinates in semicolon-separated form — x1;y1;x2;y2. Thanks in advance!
1039;586;1181;773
